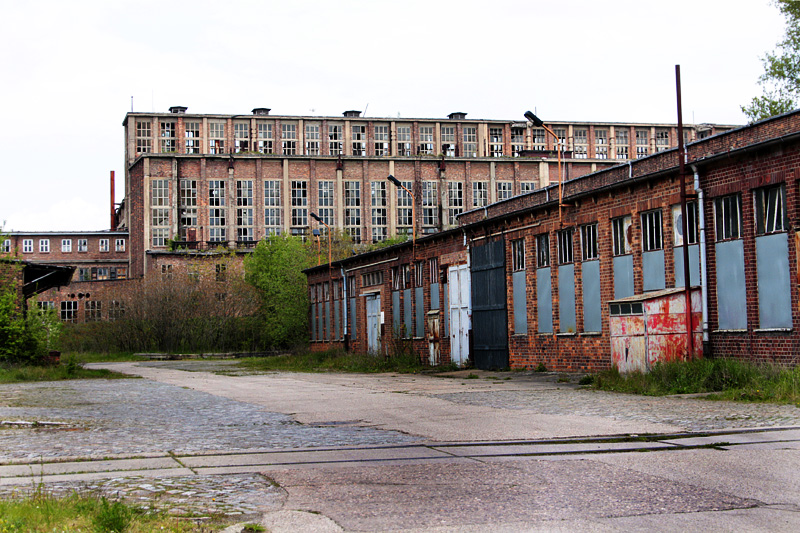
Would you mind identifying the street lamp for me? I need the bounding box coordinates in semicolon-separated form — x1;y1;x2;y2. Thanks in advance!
524;111;565;226
310;213;332;269
387;174;417;271
312;228;321;266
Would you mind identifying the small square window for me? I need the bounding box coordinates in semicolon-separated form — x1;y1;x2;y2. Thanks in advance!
77;239;88;252
115;238;125;252
61;239;72;253
22;239;33;253
39;239;50;253
99;239;109;252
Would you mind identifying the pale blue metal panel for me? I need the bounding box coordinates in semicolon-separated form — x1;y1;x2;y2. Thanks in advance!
404;288;413;338
392;291;401;333
558;264;576;333
537;267;552;333
415;287;424;337
431;282;439;310
715;239;747;330
582;260;601;332
317;303;324;342
324;301;331;341
756;233;792;329
512;270;527;334
674;245;701;287
643;250;665;291
613;255;634;299
310;304;316;342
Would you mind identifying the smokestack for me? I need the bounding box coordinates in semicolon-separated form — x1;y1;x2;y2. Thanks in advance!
110;170;116;230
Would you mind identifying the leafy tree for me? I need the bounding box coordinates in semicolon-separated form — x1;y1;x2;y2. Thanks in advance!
245;234;314;348
743;0;800;121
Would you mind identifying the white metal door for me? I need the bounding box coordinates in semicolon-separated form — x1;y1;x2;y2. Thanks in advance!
366;294;381;354
448;264;471;366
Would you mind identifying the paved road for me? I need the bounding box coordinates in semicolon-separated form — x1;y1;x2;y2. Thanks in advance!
1;361;799;531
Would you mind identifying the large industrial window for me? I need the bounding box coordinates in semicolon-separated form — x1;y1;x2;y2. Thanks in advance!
511;127;525;156
595;130;608;159
108;301;125;321
305;123;320;155
397;180;413;230
512;239;525;271
344;181;361;243
581;223;599;260
208;122;225;154
497;182;513;201
258;122;273;154
418;126;434;155
135;120;152;154
152;179;170;247
234;122;249;153
352;125;366;155
532;128;546;150
85;301;101;322
328;124;343;155
655;129;670;152
463;126;477;157
264;180;282;235
185;121;201;154
422;181;438;230
641;210;663;251
441;126;455;156
558;228;574;264
616;128;629;159
573;128;588;159
317;181;335;227
291;181;308;228
281;123;297;155
180;179;198;229
472;182;488;208
60;301;77;323
672;202;698;245
755;184;788;235
714;194;741;241
489;127;504;157
374;125;389;156
536;234;550;267
397;126;412;156
371;181;387;242
160;121;176;153
612;216;632;255
447;182;463;226
635;129;649;158
237;180;254;241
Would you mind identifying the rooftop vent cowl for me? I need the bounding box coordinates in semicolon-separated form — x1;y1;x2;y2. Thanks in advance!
448;112;467;120
343;110;361;118
169;106;188;114
252;108;271;116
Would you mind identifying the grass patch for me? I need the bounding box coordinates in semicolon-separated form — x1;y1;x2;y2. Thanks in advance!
588;358;800;405
238;347;425;374
0;489;217;532
0;355;133;384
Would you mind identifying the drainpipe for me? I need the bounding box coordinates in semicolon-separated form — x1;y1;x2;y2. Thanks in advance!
691;164;710;347
341;266;349;352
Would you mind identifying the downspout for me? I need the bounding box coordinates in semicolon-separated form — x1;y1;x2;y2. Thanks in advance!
692;164;710;347
341;266;349;352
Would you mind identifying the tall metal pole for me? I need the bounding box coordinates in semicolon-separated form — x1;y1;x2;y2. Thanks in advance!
676;65;695;359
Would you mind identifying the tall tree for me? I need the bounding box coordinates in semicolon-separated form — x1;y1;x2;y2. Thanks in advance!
244;234;314;348
743;0;800;122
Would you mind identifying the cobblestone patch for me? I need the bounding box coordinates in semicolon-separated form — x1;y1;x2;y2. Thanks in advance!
428;388;800;431
0;473;282;520
0;379;419;461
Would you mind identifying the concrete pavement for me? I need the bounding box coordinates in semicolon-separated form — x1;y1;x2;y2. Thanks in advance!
1;361;799;531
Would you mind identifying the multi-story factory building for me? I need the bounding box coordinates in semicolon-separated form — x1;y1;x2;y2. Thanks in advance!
123;107;735;276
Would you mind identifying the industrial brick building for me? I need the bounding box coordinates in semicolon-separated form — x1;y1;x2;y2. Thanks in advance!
122;107;734;277
305;110;800;370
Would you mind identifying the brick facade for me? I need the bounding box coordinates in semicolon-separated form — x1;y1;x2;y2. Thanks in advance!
307;111;800;370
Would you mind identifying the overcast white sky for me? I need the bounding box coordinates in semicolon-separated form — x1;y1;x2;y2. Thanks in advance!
0;0;786;232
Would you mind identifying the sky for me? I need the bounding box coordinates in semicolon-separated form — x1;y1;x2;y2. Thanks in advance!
0;0;787;232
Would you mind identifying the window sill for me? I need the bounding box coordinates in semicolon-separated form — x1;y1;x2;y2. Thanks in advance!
712;329;748;333
754;328;793;333
556;332;577;337
580;332;602;336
